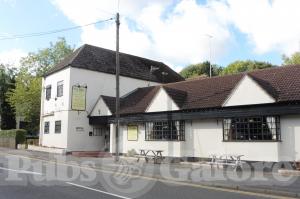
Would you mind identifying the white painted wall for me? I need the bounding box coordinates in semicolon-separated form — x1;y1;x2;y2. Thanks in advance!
67;67;159;151
40;67;159;151
117;116;300;162
40;111;68;148
278;115;300;161
40;68;71;148
42;68;71;114
146;88;179;112
90;97;112;116
223;75;275;107
183;119;280;162
118;123;182;157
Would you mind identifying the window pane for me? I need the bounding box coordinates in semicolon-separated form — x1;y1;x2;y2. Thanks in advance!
223;116;280;141
145;120;185;141
46;86;51;100
55;121;61;133
93;127;106;136
44;122;50;134
57;81;64;97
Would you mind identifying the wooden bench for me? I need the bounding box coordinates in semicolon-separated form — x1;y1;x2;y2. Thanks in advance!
136;149;164;164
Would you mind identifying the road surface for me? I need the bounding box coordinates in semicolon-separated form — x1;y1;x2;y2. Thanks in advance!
0;151;296;199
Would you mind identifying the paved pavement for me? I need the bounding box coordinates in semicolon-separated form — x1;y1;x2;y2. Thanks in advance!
0;148;299;199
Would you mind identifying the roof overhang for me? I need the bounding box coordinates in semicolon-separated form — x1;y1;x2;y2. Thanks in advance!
89;102;300;125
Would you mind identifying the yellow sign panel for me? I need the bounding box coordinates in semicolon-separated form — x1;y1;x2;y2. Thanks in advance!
71;86;87;111
127;125;138;141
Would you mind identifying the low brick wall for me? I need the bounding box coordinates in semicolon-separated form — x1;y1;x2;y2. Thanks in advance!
0;137;16;148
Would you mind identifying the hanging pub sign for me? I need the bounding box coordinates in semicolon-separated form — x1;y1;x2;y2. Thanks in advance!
127;125;138;141
71;85;87;111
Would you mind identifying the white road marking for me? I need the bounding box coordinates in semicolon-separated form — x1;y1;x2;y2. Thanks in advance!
0;152;296;199
0;166;43;175
66;182;131;199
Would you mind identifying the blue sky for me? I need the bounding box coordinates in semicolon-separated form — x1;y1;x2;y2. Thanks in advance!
0;0;298;71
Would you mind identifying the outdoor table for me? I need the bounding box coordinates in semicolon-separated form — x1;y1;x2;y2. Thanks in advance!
136;149;164;164
208;154;245;171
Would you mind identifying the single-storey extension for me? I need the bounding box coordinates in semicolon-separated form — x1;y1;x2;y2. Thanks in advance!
90;65;300;162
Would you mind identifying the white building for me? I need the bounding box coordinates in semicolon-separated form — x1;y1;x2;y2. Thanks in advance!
89;65;300;162
39;44;183;152
40;44;300;163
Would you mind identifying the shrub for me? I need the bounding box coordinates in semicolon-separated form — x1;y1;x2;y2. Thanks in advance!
0;129;27;144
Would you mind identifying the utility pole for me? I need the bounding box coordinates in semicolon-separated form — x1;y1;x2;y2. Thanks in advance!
115;12;120;162
205;34;213;78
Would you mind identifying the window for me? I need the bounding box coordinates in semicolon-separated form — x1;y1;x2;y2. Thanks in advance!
92;127;107;136
145;121;185;141
55;121;61;134
57;81;64;97
44;122;50;134
223;116;280;141
45;85;51;100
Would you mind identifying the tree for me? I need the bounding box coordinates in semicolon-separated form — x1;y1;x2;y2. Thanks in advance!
0;64;16;129
7;69;41;133
7;38;74;133
180;61;223;79
221;60;274;75
282;52;300;65
20;37;74;76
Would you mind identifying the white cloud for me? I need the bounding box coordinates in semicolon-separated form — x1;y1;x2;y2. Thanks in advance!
52;0;232;69
52;0;300;69
0;0;16;7
227;0;300;55
0;49;26;67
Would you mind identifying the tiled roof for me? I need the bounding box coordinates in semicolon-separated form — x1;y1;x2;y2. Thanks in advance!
164;74;244;110
120;87;160;114
101;95;116;114
163;87;187;108
45;44;184;83
248;65;300;102
98;65;300;115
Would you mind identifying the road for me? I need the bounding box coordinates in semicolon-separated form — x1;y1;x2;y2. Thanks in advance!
0;152;296;199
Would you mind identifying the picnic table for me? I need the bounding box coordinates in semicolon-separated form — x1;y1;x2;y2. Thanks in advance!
135;149;164;164
208;154;245;171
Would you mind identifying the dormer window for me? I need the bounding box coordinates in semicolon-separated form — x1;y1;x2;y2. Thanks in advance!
57;81;64;97
45;85;51;100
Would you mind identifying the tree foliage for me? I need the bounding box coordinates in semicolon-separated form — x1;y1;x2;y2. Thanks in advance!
221;60;274;75
7;69;42;133
0;65;16;129
20;37;74;76
7;38;74;133
282;52;300;65
179;61;223;78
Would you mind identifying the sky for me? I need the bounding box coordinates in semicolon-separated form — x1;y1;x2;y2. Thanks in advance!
1;0;300;72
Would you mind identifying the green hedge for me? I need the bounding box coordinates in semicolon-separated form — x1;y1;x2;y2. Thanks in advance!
0;129;27;144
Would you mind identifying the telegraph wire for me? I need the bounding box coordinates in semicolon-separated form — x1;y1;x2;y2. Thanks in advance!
0;18;114;41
